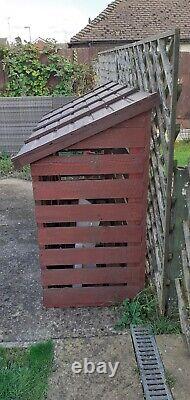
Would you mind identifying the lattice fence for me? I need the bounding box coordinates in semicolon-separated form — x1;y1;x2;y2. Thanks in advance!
95;29;180;312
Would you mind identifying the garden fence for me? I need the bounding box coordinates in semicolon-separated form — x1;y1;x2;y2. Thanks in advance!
0;96;74;154
95;29;180;313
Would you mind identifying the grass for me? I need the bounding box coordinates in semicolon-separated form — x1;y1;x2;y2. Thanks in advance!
0;341;54;400
174;140;190;167
0;152;31;180
115;287;181;334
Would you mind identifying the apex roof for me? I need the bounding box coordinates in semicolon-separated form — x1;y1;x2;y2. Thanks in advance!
70;0;190;44
12;82;158;168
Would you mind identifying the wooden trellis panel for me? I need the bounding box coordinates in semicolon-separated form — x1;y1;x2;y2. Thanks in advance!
96;29;180;312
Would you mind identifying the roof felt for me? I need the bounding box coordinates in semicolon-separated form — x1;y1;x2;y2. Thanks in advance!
70;0;190;44
12;82;158;168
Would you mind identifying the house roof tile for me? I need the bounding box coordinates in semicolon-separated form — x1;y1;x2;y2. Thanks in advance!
70;0;190;44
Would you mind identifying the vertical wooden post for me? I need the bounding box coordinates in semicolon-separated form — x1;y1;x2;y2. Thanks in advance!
96;29;181;314
165;167;189;313
161;29;180;313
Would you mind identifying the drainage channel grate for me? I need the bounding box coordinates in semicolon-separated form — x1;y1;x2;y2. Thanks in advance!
131;325;173;400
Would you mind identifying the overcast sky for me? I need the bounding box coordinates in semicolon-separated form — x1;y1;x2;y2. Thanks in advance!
0;0;110;43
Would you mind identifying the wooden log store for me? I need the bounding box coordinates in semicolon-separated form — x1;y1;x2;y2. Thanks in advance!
13;82;158;308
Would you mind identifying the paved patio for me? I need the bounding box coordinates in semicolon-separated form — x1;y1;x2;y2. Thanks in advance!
0;179;120;343
1;178;190;400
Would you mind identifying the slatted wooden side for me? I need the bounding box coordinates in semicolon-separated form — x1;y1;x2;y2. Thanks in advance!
96;30;180;312
31;112;151;308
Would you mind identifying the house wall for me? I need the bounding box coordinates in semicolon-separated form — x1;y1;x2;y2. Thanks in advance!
73;43;122;63
180;43;190;52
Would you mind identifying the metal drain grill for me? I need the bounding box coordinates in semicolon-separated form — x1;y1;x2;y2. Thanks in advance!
131;326;173;400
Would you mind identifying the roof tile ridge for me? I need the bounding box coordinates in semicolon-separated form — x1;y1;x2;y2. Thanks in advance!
70;0;124;42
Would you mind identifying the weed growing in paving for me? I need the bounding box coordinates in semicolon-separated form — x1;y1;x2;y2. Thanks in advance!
165;369;176;389
115;287;181;334
0;340;53;400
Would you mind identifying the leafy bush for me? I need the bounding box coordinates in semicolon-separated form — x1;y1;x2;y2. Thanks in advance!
0;152;13;175
0;40;94;97
0;153;31;179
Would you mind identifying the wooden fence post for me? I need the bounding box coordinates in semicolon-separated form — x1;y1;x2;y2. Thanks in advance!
165;167;189;313
96;29;181;314
175;164;190;351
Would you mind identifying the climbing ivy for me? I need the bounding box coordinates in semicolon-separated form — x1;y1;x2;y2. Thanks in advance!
0;40;94;97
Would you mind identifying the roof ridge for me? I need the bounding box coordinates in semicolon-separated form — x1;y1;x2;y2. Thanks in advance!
69;0;190;43
70;0;123;41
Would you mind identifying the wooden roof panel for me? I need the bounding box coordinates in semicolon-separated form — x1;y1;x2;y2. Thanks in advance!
26;85;135;143
40;81;118;123
12;81;159;168
29;83;136;140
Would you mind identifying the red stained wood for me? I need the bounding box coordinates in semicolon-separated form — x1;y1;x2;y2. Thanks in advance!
12;85;153;307
31;153;144;176
113;112;149;128
13;96;157;169
40;245;142;266
38;225;142;245
33;178;143;200
68;127;146;150
35;203;143;223
43;286;141;308
42;266;144;286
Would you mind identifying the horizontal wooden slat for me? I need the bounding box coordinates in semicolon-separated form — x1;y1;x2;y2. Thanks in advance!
33;179;143;200
68;127;146;149
40;246;143;266
35;203;143;223
38;225;142;245
31;153;144;176
43;285;142;307
42;266;144;286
